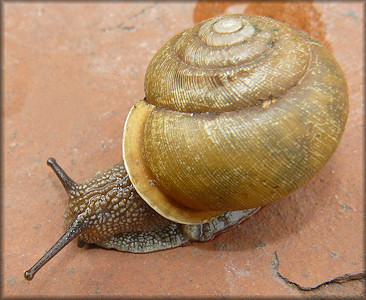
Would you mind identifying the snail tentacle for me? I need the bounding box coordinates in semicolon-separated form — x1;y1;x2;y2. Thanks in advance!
47;157;78;193
24;214;87;281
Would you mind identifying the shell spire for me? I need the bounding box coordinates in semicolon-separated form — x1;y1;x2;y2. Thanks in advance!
123;14;349;224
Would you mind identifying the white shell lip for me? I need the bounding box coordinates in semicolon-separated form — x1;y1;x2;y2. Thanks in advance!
122;100;224;225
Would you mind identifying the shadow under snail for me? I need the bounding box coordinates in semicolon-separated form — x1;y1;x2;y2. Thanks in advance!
24;14;349;281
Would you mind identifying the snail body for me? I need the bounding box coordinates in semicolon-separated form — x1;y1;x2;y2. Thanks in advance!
25;14;348;280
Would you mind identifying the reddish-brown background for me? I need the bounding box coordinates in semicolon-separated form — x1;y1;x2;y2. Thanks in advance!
3;1;364;297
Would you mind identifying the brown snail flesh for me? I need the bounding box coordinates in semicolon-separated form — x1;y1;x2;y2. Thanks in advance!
24;14;348;281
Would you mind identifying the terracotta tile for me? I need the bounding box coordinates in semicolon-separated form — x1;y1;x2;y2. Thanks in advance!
3;1;364;297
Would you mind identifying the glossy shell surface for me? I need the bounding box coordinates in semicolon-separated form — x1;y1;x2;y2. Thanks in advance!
123;14;348;224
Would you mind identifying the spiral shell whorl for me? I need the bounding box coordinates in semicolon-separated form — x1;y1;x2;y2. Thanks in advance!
144;14;311;113
124;14;348;224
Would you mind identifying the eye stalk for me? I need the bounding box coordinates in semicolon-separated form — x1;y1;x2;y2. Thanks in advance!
24;158;87;281
46;157;77;192
24;214;87;281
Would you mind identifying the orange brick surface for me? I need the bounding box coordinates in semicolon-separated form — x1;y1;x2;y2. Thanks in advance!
3;1;364;297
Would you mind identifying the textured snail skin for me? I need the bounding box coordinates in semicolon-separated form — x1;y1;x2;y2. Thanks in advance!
63;162;257;252
24;14;348;280
124;14;348;224
24;158;257;280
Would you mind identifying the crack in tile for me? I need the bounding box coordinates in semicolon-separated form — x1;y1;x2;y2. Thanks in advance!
100;3;157;33
128;4;157;22
273;251;366;291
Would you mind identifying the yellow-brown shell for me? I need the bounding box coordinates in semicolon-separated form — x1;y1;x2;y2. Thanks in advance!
123;14;349;224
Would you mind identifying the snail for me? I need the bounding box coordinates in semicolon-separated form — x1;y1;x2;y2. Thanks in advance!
24;14;348;281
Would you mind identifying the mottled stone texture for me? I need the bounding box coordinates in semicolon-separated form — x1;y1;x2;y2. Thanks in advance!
3;1;364;297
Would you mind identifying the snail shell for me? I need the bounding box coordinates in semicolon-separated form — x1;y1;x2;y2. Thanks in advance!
24;14;348;281
123;14;349;224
